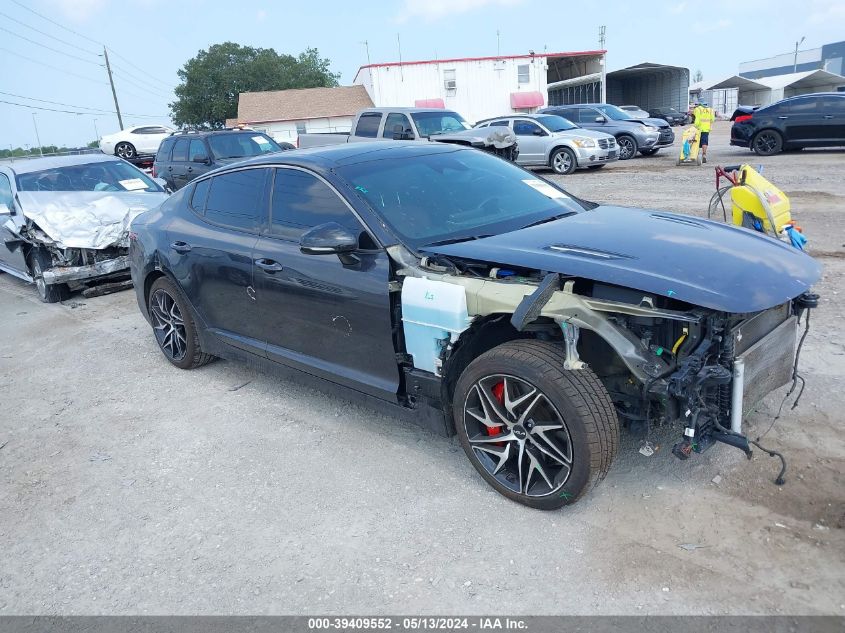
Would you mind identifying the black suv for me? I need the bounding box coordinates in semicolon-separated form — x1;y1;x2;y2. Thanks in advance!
153;130;284;190
731;92;845;155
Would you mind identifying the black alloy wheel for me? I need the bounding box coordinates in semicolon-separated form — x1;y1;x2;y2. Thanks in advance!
147;277;214;369
752;130;783;156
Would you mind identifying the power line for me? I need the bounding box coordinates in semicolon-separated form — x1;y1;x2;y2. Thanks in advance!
0;98;168;119
0;91;168;118
0;25;105;66
0;10;100;56
9;0;101;46
0;47;109;85
107;47;176;89
109;65;173;98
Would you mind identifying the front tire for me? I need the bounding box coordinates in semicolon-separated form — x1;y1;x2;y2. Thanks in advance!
29;249;69;303
752;130;782;156
550;147;577;175
616;135;638;160
147;277;214;369
453;340;619;510
115;142;136;159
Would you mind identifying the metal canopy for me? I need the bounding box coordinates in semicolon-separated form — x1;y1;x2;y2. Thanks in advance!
605;63;690;111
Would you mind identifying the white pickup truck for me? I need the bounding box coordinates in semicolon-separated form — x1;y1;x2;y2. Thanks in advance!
298;107;518;161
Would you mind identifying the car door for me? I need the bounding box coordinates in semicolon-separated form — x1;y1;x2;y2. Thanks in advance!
185;138;211;185
349;112;383;143
382;112;414;140
577;107;604;131
781;96;824;143
819;95;845;143
0;170;28;275
252;166;400;401
168;138;190;189
165;168;270;355
512;119;548;164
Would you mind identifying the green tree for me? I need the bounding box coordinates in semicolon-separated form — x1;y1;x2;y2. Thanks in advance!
87;140;99;148
170;42;340;128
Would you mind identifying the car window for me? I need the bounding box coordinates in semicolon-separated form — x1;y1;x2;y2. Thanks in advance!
488;120;510;127
16;160;161;192
172;138;189;162
355;113;383;138
759;102;785;115
535;115;578;131
131;127;153;135
0;173;12;206
410;111;470;137
269;168;362;240
382;113;413;138
204;168;269;232
156;138;175;160
207;133;281;159
579;109;601;123
144;127;170;134
191;178;211;212
513;120;544;136
189;139;207;161
821;95;845;114
787;97;819;114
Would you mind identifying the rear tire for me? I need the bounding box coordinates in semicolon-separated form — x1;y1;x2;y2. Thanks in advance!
147;277;214;370
752;130;782;156
550;147;577;175
115;142;136;159
616;135;638;160
29;249;69;303
452;339;619;510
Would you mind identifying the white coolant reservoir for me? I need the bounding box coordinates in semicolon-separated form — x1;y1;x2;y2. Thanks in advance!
401;277;473;375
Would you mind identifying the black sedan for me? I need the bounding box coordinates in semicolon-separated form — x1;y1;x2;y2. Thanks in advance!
129;143;819;510
731;92;845;155
648;107;687;126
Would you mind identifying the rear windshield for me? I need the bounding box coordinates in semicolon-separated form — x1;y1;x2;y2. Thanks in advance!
207;133;282;160
17;160;162;192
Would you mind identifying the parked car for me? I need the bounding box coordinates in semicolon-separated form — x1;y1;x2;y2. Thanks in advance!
619;105;650;119
298;107;519;162
99;125;175;160
648;106;687;126
129;142;819;510
153;130;284;191
731;93;845;155
539;104;674;160
0;154;168;302
475;113;617;174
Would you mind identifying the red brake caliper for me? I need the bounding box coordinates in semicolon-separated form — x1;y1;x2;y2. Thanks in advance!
488;381;505;439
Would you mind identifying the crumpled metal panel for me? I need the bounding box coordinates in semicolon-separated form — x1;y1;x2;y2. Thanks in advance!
433;126;518;150
17;191;167;250
41;255;130;284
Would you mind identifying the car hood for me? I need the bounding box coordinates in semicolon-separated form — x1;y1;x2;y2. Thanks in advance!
18;190;169;249
420;205;821;313
432;126;517;149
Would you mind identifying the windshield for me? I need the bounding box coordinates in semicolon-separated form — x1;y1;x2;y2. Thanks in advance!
410;111;471;137
596;104;634;121
17;160;162;192
336;148;587;249
208;133;281;159
536;115;578;132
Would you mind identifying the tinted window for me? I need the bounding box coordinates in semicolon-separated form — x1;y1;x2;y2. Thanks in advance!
132;127;153;134
172;138;189;162
189;139;207;161
550;108;577;121
156;138;175;160
579;108;602;123
383;113;413;138
488;120;510;127
269;168;360;239
759;102;785;115
410;111;468;136
513;120;543;136
204;168;268;232
207;133;280;159
821;95;845;114
0;173;12;206
355;113;382;138
191;178;210;212
788;97;819;114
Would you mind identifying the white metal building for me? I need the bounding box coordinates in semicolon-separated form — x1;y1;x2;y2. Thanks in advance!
353;51;605;124
693;70;845;110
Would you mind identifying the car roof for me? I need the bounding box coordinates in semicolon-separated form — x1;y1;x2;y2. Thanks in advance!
166;129;270;139
194;141;466;174
0;153;122;175
476;113;552;123
360;107;460;114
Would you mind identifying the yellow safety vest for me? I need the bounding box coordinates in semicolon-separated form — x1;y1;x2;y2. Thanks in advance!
695;106;714;132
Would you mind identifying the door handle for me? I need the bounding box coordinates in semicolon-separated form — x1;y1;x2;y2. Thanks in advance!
255;258;283;273
823;115;834;119
777;116;788;119
170;241;192;253
187;167;193;173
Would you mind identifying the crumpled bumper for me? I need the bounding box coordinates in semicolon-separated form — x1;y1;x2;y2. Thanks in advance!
42;255;130;284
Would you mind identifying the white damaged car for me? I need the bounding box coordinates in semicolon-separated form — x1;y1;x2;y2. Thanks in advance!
0;154;168;302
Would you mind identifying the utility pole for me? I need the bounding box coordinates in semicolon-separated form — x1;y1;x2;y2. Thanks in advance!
793;36;805;73
599;25;607;103
103;46;124;130
397;33;403;81
360;40;371;65
32;113;43;156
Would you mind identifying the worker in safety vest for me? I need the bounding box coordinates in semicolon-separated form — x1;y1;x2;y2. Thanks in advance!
693;101;714;163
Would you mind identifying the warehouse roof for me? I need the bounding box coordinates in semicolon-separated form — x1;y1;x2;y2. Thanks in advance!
235;85;374;124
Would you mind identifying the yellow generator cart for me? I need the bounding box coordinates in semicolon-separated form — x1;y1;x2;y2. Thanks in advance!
708;164;807;249
677;125;702;166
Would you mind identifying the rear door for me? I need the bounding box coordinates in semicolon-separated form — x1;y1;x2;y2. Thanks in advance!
185;138;211;184
819;95;845;143
164;168;270;355
169;138;190;189
252;166;400;400
350;112;383;143
782;96;824;144
0;171;28;275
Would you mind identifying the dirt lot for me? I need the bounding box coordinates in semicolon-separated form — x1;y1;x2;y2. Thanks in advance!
1;122;843;615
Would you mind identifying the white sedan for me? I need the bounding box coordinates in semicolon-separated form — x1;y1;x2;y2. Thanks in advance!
99;125;174;159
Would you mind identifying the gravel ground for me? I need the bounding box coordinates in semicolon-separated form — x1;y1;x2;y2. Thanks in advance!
1;123;843;615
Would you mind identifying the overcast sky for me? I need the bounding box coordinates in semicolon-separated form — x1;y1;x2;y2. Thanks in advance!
1;0;843;148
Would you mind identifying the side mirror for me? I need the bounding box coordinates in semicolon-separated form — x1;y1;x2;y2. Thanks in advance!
532;128;546;136
192;154;210;164
300;222;358;255
392;124;415;140
595;116;607;123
